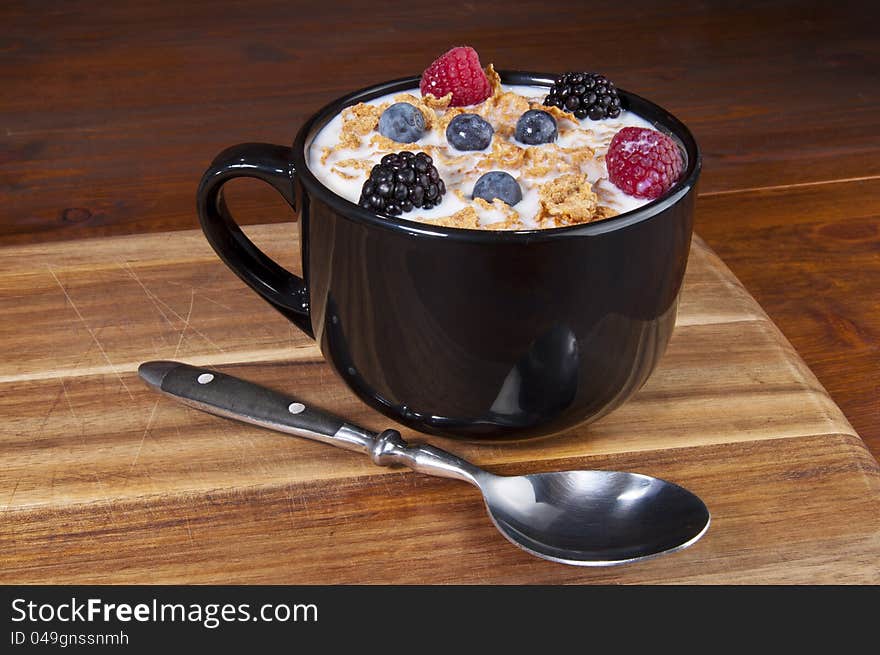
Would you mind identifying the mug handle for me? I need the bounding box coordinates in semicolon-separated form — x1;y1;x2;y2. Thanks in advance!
196;142;313;338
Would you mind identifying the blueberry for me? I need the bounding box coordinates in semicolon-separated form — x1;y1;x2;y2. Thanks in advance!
472;171;522;206
445;113;493;151
514;109;557;145
378;103;425;143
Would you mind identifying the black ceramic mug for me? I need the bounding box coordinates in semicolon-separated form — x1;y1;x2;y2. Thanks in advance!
197;71;701;440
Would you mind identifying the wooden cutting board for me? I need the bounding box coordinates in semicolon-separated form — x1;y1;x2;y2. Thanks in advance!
1;225;878;584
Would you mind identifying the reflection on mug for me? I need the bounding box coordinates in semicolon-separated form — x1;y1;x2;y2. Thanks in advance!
490;323;579;425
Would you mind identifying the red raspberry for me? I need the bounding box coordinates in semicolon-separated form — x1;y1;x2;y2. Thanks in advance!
606;127;684;200
420;46;491;107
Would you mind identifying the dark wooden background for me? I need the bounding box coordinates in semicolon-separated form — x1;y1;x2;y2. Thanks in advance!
2;0;878;459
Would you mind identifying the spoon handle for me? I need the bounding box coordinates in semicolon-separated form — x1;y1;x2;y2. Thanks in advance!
138;361;481;484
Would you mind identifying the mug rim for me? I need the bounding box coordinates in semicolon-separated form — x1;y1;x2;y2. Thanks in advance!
292;70;701;242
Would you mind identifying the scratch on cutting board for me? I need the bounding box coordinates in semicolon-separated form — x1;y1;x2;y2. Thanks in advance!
286;491;298;523
193;293;233;312
286;487;311;521
90;473;119;525
183;516;196;546
128;398;160;474
120;260;198;336
3;479;21;512
48;266;134;400
35;380;66;439
59;377;78;419
121;261;185;340
155;294;227;354
121;262;227;354
40;359;86;446
163;279;234;311
122;261;170;319
172;290;195;357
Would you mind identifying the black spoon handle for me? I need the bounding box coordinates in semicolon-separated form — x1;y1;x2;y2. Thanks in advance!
137;361;481;482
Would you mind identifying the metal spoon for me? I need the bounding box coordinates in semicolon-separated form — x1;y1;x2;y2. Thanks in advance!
138;361;710;566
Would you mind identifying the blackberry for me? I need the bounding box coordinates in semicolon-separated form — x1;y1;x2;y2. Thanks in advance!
358;151;446;216
543;72;622;120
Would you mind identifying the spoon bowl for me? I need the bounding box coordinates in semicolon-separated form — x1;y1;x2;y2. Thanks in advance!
480;470;709;566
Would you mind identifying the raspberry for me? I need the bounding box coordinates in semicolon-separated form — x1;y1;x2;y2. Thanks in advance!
420;46;491;107
606;127;684;200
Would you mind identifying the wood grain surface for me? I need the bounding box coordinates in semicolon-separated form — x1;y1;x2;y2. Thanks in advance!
1;226;878;583
1;0;878;583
